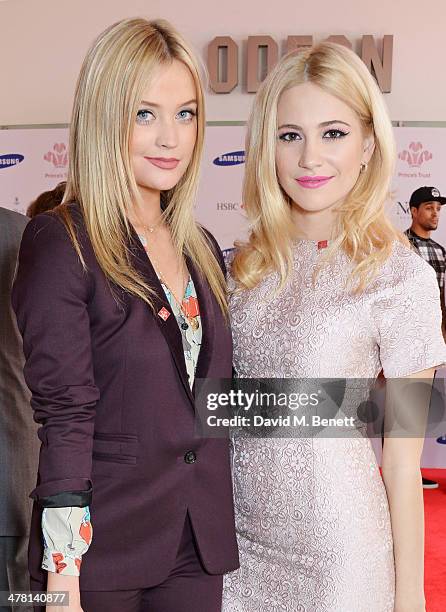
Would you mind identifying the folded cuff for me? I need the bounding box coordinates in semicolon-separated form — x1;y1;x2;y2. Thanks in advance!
30;478;92;507
37;489;92;508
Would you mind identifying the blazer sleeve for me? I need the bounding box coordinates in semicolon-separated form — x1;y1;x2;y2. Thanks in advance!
11;213;99;506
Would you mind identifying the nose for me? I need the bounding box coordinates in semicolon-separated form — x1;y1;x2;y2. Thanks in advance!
298;136;323;171
155;119;179;150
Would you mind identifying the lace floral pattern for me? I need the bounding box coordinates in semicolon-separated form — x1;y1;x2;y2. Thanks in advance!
222;240;446;612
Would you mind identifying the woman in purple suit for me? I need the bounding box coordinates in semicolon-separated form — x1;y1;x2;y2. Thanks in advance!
12;18;238;612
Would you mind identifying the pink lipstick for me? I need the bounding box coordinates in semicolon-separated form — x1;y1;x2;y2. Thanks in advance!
145;157;179;170
296;176;333;189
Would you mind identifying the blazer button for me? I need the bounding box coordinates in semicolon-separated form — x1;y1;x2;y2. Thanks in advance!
184;450;197;464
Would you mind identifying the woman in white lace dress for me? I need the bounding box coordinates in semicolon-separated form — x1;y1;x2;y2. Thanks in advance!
222;43;446;612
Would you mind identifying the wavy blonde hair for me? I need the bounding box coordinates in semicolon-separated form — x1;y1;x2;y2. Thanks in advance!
232;42;406;293
58;18;227;313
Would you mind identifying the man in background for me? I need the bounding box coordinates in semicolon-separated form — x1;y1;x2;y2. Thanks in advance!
0;207;39;611
405;186;446;489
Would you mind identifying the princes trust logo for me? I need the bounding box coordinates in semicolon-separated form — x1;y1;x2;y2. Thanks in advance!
397;141;432;179
398;142;432;168
44;143;68;168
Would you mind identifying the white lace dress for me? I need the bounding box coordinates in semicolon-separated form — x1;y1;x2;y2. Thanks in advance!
222;240;446;612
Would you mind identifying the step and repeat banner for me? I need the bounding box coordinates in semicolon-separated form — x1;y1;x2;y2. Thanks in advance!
1;125;446;248
1;125;446;465
0;128;69;216
197;125;446;249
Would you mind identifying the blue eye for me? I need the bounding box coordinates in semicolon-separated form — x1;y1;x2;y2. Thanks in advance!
279;132;301;142
323;129;349;139
177;109;197;122
136;109;155;125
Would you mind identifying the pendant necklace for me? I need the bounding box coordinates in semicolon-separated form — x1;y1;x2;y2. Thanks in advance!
139;228;200;332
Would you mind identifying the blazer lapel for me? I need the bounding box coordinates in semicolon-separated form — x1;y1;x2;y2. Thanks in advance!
127;228;194;405
187;257;215;391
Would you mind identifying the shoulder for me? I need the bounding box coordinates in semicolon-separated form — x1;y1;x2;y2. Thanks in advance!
18;204;93;289
430;237;446;256
21;202;86;253
199;225;221;252
198;225;226;273
21;211;69;253
0;206;28;238
368;241;439;312
13;205;93;306
379;240;437;287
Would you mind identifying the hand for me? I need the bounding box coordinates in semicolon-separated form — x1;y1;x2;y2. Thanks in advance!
46;571;84;612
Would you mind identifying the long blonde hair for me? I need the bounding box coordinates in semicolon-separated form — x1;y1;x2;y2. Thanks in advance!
232;42;406;293
58;18;226;313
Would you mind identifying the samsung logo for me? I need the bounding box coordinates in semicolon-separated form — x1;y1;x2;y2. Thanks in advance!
0;154;24;169
213;151;245;166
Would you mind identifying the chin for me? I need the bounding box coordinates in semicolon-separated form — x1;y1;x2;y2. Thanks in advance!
139;177;181;192
292;196;339;213
155;180;181;191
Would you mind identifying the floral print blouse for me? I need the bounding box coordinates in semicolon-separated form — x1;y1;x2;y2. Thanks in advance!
41;234;202;576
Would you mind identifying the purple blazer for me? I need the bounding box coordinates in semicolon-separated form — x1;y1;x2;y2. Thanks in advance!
12;203;239;591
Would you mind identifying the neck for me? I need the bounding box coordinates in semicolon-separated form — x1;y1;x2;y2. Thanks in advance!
410;223;431;239
129;186;163;228
290;203;337;242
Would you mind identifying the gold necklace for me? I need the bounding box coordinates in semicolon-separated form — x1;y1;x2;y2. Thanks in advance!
141;215;164;236
145;216;164;234
132;208;165;237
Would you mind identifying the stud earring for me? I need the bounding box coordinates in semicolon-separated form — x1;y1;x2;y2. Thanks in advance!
360;162;368;173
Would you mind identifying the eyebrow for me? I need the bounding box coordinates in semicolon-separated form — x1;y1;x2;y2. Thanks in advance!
277;120;351;130
140;99;198;108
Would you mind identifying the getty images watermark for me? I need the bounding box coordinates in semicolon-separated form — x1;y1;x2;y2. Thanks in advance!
205;387;346;427
194;378;446;439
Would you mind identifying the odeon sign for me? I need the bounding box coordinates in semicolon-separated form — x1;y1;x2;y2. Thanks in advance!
207;34;393;94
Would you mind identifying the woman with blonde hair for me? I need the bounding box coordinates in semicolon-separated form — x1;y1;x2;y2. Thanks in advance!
12;18;238;612
222;43;445;611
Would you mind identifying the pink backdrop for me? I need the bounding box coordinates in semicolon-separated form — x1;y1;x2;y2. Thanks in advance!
1;125;446;466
